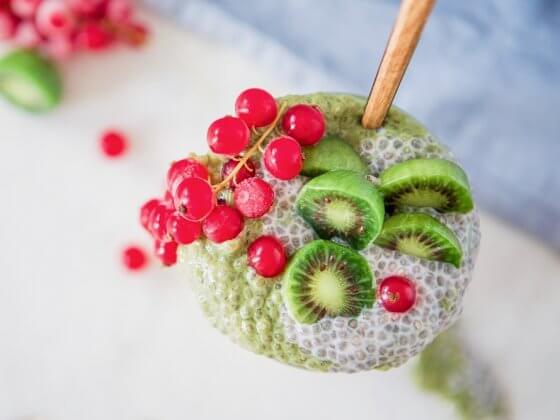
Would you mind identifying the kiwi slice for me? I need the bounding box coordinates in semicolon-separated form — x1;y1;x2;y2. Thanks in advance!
379;159;474;213
283;240;375;324
375;213;463;267
296;170;384;250
0;49;62;112
301;135;368;177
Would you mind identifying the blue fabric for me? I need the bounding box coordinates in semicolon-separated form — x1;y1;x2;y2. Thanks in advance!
143;0;560;250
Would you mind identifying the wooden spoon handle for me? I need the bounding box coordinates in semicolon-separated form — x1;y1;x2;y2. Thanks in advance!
362;0;436;129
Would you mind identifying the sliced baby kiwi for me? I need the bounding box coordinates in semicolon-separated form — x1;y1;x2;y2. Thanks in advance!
379;159;474;213
0;49;62;112
296;170;384;250
301;135;368;177
375;213;463;268
283;239;375;324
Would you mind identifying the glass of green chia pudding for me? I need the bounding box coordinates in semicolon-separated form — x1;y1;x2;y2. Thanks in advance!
141;90;480;373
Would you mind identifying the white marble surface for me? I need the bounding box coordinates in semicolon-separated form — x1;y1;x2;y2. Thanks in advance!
1;14;559;420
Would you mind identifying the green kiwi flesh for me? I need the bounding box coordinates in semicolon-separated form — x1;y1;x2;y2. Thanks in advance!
0;49;62;112
283;240;375;324
375;213;463;268
379;159;474;213
301;135;369;177
296;170;385;250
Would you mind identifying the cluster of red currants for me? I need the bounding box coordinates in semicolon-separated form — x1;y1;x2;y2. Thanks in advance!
138;88;327;277
0;0;147;59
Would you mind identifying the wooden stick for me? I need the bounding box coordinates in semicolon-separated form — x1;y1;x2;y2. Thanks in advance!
362;0;436;129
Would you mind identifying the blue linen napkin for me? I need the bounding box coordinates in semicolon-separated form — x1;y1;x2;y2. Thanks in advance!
143;0;560;250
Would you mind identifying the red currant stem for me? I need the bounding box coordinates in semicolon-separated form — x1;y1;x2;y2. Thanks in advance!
213;102;287;192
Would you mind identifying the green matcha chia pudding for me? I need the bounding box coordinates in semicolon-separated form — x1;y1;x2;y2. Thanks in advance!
148;92;480;373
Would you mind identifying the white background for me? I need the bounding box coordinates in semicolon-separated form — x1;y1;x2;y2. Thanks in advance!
1;14;559;420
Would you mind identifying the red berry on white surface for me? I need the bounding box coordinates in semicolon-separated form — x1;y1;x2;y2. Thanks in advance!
167;158;209;194
282;104;326;146
106;0;132;23
100;130;128;157
207;116;250;156
379;275;416;313
154;240;178;266
36;0;75;35
166;212;202;245
235;88;277;128
11;0;42;19
43;33;74;59
263;136;303;180
0;10;17;40
122;245;148;271
233;177;274;218
148;203;172;241
140;198;160;231
202;205;244;243
13;21;41;48
75;22;114;51
173;177;215;222
247;235;286;278
221;158;256;187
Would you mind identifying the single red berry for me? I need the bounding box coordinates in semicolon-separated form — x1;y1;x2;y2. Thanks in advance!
235;88;278;128
106;0;132;22
207;116;250;156
221;158;256;187
154;240;178;266
36;0;75;35
100;130;128;157
140;198;160;231
173;177;215;222
247;235;286;278
167;158;209;194
282;104;326;146
167;212;202;244
202;205;244;243
0;10;17;40
122;245;147;271
76;22;114;51
263;136;303;180
148;203;172;241
234;178;274;218
379;275;417;313
14;21;41;48
11;0;42;19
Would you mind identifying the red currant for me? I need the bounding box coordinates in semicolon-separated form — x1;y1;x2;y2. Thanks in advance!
247;235;286;278
282;104;326;146
235;88;278;128
167;158;209;193
11;0;42;18
207;116;250;156
379;276;416;313
122;246;147;271
221;158;256;187
202;205;244;243
148;203;172;241
234;177;274;218
100;130;127;157
173;177;215;221
36;0;75;35
14;21;41;48
167;212;202;244
0;10;17;40
140;198;160;231
76;23;114;51
106;0;132;22
154;240;178;266
263;136;303;180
